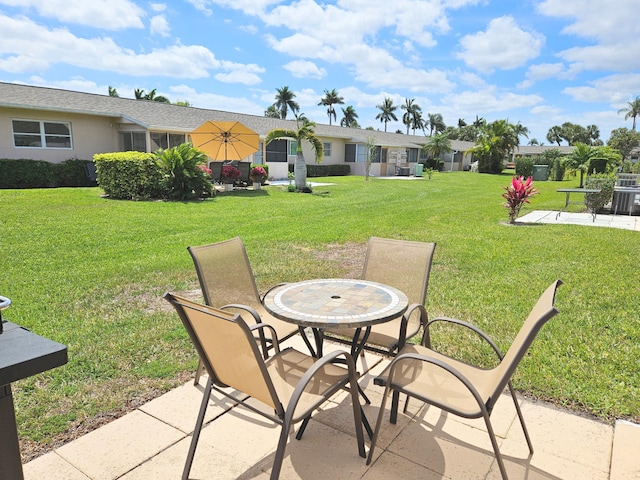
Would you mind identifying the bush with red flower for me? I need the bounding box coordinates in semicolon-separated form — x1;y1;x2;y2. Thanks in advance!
250;165;267;178
221;165;241;183
502;176;538;223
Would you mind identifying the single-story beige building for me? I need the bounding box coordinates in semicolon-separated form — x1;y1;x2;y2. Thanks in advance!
0;82;481;179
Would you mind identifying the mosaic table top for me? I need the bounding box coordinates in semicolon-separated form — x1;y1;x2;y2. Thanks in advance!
263;279;408;328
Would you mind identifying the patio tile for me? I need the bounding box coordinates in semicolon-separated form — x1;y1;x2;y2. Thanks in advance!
610;420;640;479
55;410;185;480
499;399;612;475
262;421;370;480
139;376;246;434
23;451;91;480
362;450;446;480
119;436;263;480
385;406;500;479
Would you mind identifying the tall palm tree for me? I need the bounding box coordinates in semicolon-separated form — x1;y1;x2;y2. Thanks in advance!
513;122;529;142
318;89;344;125
143;88;170;103
264;104;280;118
469;119;519;174
427;113;445;136
265;120;323;191
411;110;424;135
617;95;640;130
340;106;359;127
375;97;398;132
546;125;563;146
108;86;119;97
134;88;145;99
273;86;300;120
401;99;421;135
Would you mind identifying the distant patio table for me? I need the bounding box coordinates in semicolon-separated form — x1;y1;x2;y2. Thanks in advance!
556;188;600;221
0;295;67;480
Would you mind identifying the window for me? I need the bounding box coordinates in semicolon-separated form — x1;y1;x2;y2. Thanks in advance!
120;131;147;152
150;132;185;151
407;148;419;163
266;139;288;162
254;142;264;164
323;142;332;157
344;144;368;162
12;120;72;149
289;140;298;156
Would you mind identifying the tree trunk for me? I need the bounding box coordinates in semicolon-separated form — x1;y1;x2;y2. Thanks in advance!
294;152;307;190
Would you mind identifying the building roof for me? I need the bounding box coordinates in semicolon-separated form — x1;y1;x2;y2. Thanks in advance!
0;82;474;151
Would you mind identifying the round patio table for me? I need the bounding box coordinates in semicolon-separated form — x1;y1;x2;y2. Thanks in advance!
263;278;408;358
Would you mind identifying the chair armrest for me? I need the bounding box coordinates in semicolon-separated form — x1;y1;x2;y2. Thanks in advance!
382;352;487;413
221;303;272;358
260;283;288;303
249;323;280;353
422;316;504;360
394;303;428;351
286;349;358;424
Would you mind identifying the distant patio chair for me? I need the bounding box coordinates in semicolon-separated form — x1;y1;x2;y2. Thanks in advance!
188;237;299;384
323;237;436;356
367;279;562;480
235;161;251;187
164;293;365;480
207;162;222;184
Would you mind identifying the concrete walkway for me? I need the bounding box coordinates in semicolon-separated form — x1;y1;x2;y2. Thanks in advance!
517;210;640;231
23;335;640;480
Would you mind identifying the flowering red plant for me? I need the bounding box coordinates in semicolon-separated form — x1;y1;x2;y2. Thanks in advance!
250;165;267;177
502;176;538;223
197;164;212;176
221;165;241;180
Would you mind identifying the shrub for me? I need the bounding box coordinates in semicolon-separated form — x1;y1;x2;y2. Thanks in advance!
156;143;213;200
515;157;534;178
584;175;615;214
0;158;95;188
94;152;163;200
56;159;95;187
502;176;538;223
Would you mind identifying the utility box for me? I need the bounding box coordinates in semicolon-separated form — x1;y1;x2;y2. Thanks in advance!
414;164;423;177
532;165;549;181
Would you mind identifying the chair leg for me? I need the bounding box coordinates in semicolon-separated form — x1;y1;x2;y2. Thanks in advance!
482;411;509;480
507;381;534;454
183;377;212;480
271;422;291;480
389;390;400;424
366;385;392;465
193;359;204;386
295;416;311;440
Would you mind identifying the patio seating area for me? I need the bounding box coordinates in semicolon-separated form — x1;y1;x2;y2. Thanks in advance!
22;332;640;479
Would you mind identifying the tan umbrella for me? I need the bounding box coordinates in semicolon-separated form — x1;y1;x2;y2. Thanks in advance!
190;121;259;162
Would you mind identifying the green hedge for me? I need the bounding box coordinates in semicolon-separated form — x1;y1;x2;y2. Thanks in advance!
0;159;94;189
515;157;534;178
94;152;163;200
288;164;350;177
584;175;615;213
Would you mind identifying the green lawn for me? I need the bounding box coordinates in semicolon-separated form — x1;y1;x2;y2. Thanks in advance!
1;172;638;455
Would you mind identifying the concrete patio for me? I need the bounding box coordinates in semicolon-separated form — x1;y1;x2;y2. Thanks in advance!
22;334;640;480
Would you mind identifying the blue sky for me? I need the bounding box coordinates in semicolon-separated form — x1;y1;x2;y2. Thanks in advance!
2;0;639;144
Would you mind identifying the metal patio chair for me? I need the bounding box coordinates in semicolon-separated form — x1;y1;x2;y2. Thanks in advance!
188;237;299;384
323;237;436;356
164;293;366;480
367;279;562;480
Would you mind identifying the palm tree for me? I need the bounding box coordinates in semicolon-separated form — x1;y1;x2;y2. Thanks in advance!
375;97;398;132
546;125;563;146
134;88;145;99
617;95;640;130
318;89;344;125
469;119;519;174
265;120;323;191
565;143;596;188
513;122;529;142
423;133;452;160
427;113;445;136
340;106;359;128
294;111;310;124
143;88;170;103
108;86;119;97
264;104;280;118
401;99;421;135
273;86;300;120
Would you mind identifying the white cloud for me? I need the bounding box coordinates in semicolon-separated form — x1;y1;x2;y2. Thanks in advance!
562;73;640;105
150;15;170;37
0;13;266;81
518;63;567;89
283;60;326;79
169;84;265;114
150;3;166;12
184;0;213;16
457;16;544;73
0;0;145;29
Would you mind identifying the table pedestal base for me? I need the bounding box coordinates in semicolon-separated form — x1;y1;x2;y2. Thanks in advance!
0;385;24;480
